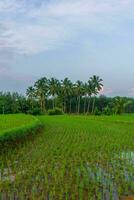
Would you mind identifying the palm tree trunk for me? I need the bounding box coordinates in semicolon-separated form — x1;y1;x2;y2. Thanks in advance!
87;96;91;114
42;100;45;113
92;96;96;114
78;96;80;114
40;99;43;113
53;96;55;109
31;99;34;110
62;101;64;113
69;99;72;113
42;95;45;113
54;96;56;108
84;97;86;114
76;97;77;113
64;99;66;113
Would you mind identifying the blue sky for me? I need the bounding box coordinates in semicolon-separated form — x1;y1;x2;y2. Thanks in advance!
0;0;134;96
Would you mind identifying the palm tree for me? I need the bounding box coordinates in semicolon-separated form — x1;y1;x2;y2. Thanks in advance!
75;80;83;114
34;77;48;113
83;83;88;114
48;78;60;109
60;78;72;113
68;82;74;113
11;92;20;113
114;97;131;115
26;86;35;110
90;75;103;114
86;79;93;114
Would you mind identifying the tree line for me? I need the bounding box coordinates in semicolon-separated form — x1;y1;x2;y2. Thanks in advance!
26;75;103;114
0;75;133;115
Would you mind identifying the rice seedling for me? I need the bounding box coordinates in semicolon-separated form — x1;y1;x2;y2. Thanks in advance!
0;114;134;199
0;114;43;143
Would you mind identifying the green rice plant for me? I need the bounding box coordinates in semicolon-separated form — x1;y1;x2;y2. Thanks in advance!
0;114;43;143
1;114;134;198
47;107;63;115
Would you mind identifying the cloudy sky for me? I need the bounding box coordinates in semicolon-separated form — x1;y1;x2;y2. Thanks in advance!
0;0;134;96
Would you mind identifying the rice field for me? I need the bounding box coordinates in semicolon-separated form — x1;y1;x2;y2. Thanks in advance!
0;114;42;142
0;114;38;133
1;115;134;199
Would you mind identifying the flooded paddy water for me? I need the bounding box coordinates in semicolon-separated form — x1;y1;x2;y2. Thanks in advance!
1;151;134;199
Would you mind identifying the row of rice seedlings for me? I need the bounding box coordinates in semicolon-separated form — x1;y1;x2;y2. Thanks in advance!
0;115;134;198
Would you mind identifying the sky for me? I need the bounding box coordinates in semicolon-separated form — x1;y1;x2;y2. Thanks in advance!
0;0;134;96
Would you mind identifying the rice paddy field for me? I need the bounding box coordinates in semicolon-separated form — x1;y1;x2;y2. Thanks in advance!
1;114;134;199
0;114;37;133
0;114;42;142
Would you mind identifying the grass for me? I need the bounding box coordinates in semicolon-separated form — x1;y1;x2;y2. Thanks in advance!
1;114;134;199
0;114;36;131
0;114;42;142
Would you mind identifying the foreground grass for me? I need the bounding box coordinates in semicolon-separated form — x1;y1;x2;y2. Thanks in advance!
1;115;134;199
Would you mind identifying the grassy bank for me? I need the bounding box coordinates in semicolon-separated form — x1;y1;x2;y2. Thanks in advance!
0;114;43;142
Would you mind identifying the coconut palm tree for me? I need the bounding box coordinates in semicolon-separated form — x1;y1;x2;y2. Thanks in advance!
68;82;74;113
83;83;88;114
75;80;83;114
60;78;72;113
114;97;131;115
34;77;48;113
26;86;35;110
90;75;103;114
86;79;93;114
48;78;60;109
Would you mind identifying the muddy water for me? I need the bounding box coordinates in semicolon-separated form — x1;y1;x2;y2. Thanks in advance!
121;196;134;200
77;151;134;199
121;152;134;165
1;151;134;199
83;163;119;200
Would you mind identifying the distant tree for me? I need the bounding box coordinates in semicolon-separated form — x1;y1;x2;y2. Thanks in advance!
0;92;29;114
83;83;88;114
86;79;93;114
98;95;108;112
60;78;72;113
90;75;103;114
0;75;107;115
26;86;35;110
34;77;48;113
75;80;83;114
68;82;74;113
103;106;113;115
20;95;30;113
124;99;134;113
11;92;20;113
114;97;132;115
48;78;60;109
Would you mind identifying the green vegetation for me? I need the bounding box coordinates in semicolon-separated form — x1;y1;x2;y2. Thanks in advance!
26;75;103;114
47;107;63;115
0;114;42;142
1;115;134;199
0;76;134;116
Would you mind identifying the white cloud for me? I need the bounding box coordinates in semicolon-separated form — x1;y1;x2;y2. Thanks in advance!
30;0;132;18
99;86;113;95
0;0;134;55
128;88;134;97
0;0;26;13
